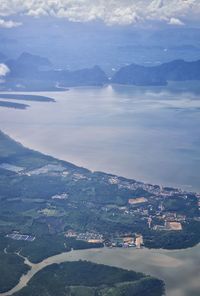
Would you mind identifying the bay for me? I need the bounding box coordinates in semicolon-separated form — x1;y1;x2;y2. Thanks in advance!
0;82;199;191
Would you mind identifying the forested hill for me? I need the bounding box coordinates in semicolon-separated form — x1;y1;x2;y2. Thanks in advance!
3;53;108;91
13;261;165;296
2;52;200;90
112;59;200;86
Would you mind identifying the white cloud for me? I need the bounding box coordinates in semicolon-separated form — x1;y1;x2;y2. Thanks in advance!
27;8;48;17
0;0;200;26
0;64;10;77
0;18;22;28
168;17;184;26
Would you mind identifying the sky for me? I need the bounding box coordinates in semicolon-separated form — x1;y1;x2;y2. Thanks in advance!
0;0;200;28
0;0;200;71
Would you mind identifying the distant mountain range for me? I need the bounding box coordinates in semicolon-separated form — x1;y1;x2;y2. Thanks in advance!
1;52;200;90
3;52;108;91
112;59;200;86
7;52;52;75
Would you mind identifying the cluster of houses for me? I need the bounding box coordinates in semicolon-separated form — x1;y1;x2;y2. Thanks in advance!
104;235;144;249
65;230;104;244
65;229;144;249
6;231;35;242
123;195;187;232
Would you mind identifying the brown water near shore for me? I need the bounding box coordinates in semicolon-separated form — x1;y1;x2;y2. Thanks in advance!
1;245;200;296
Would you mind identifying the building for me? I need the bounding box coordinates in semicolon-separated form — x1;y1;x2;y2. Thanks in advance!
128;197;148;205
87;239;104;244
148;217;152;228
165;221;182;231
135;235;143;248
65;230;77;238
123;237;135;246
153;221;182;231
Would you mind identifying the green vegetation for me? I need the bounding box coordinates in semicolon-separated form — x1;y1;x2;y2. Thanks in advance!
0;128;198;296
145;220;200;249
0;129;199;257
13;261;165;296
163;195;199;217
0;233;102;264
0;252;30;293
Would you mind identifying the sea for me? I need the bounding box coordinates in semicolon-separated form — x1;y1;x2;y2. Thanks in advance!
0;82;200;296
0;81;199;192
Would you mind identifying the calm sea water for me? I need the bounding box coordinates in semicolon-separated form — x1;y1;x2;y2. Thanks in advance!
0;82;200;191
0;83;199;296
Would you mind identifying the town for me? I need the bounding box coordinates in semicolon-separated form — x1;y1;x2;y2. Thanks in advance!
0;131;199;253
5;178;199;250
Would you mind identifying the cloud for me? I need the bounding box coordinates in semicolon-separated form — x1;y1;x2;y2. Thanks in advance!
0;18;22;28
0;64;10;77
0;0;200;26
27;8;48;17
168;17;184;26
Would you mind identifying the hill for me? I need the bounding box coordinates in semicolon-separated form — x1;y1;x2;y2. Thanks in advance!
13;261;165;296
3;53;108;91
112;60;200;86
2;55;200;89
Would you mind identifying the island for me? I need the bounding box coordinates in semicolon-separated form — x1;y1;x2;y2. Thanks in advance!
0;94;55;102
112;59;200;86
0;101;29;109
3;53;108;91
3;52;200;90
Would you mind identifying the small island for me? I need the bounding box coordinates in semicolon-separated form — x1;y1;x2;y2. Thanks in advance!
0;94;55;102
0;101;29;109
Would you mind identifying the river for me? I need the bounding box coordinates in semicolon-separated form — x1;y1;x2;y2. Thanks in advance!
1;245;200;296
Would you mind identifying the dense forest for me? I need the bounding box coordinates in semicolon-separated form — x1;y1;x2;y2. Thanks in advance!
0;253;30;293
13;261;165;296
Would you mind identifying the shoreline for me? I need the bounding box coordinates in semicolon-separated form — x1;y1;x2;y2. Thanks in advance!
1;128;198;194
1;243;200;296
0;128;200;295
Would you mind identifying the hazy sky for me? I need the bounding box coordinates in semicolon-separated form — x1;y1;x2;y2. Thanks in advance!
0;0;200;28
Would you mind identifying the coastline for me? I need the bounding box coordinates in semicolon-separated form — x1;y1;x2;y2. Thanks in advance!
0;124;199;295
1;128;198;194
1;85;199;192
0;92;200;294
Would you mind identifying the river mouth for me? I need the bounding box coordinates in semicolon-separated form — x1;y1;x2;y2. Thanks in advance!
1;245;200;296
